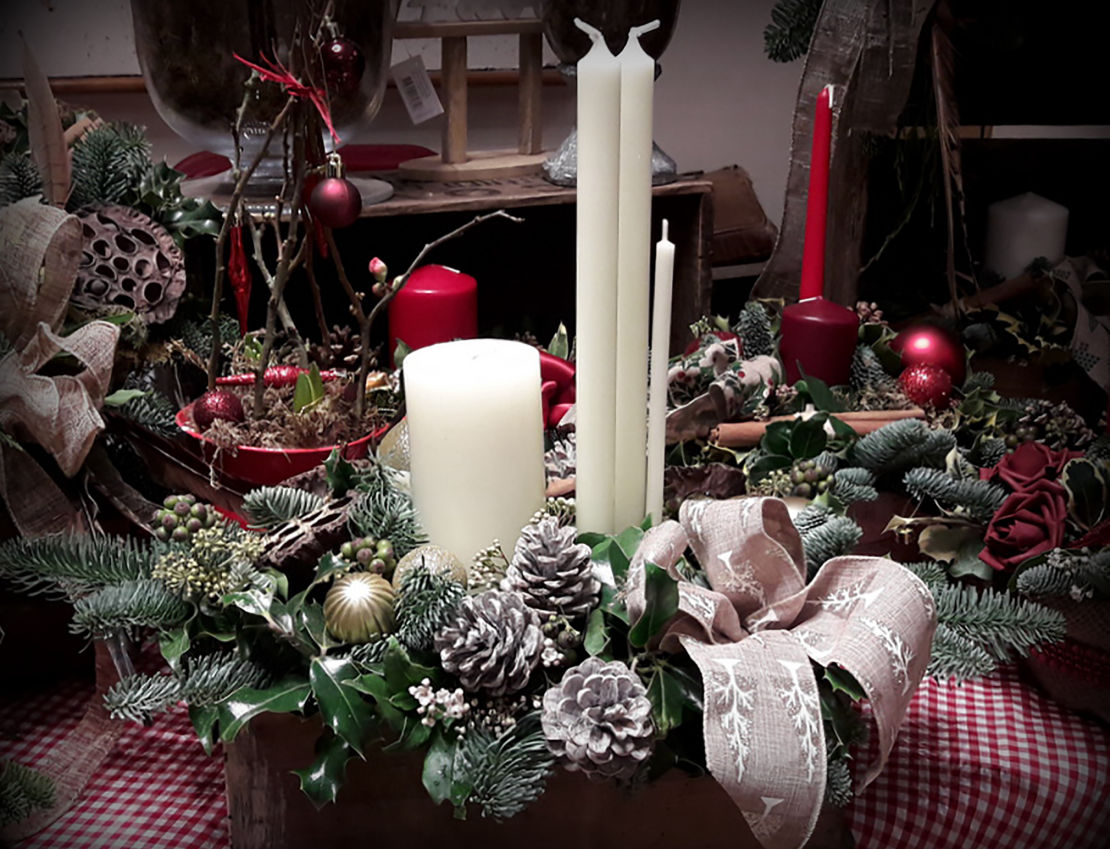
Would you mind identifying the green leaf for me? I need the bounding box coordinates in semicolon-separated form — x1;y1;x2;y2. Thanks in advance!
762;420;793;456
310;656;376;756
217;678;312;743
628;562;679;648
599;583;629;624
645;665;686;736
826;415;858;444
311;553;351;588
293;732;354;808
789;414;828;459
324;449;358;497
746;453;792;482
822;663;866;701
1061;458;1108;530
422;728;456;805
293;364;326;413
345;672;406;729
546;322;570;360
189;704;219;756
394;339;412;370
583;607;610;656
613;525;646;561
103;388;149;407
918;525;992;581
798;373;843;411
159;626;190;673
298;602;334;653
382;638;439;691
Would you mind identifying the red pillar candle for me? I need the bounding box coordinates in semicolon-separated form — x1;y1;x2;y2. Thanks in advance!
387;264;478;367
779;83;858;386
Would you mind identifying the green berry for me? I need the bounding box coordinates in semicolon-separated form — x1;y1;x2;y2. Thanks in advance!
174;501;191;517
171;526;189;542
187;517;203;533
340;541;355;560
163;495;179;509
356;547;373;565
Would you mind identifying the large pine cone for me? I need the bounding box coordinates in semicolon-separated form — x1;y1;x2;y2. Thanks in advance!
434;590;543;696
502;517;597;618
541;657;654;779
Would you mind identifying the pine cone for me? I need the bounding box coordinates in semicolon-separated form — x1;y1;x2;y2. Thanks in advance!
309;325;362;370
435;590;543;696
850;344;894;391
541;657;654;779
502;518;597;618
735;301;773;358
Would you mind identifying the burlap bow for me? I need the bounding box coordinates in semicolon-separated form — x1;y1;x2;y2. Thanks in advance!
626;497;936;849
0;198;120;477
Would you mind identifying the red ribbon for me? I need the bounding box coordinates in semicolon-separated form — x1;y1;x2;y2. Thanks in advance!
234;53;341;145
228;224;251;335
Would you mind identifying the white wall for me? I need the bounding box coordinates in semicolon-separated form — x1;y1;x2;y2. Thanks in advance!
1;0;804;227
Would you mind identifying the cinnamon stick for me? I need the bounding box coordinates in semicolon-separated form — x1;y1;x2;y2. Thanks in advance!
709;408;925;447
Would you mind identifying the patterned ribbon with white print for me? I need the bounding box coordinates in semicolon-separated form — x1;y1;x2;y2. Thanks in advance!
626;497;936;849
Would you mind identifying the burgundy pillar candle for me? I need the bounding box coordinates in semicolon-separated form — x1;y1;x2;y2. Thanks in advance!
779;297;859;386
387;264;478;367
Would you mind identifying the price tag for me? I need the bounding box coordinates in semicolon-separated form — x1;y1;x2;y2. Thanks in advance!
390;55;444;125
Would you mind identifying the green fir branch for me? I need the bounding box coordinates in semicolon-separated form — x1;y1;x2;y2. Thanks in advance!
800;516;862;577
903;467;1007;520
349;469;427;558
968;436;1007;469
116;390;178;438
104;672;183;722
849;419;955;475
934;584;1065;666
456;713;554;820
179;653;271;705
927;622;998;680
0;760;56;826
68;122;151;209
961;371;995;393
0;535;156;599
242;486;327;530
0;152;42;204
394;564;465;653
763;0;822;62
792;502;834;534
1016;549;1110;601
833;467;878;503
900;560;949;592
70;579;191;638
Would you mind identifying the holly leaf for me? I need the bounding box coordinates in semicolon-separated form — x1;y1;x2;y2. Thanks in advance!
918;524;992;580
309;656;376;756
293;364;326;413
311;553;351;588
292;731;354;809
189;704;219;756
797;373;844;412
583;607;610;657
628;562;679;648
298;602;335;653
644;665;686;736
789;413;828;459
762;420;793;456
822;663;866;701
345;672;405;728
159;625;190;673
382;638;439;692
324;449;358;497
217;678;312;743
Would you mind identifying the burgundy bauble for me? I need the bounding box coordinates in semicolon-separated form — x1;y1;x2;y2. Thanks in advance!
899;364;953;409
891;324;966;386
193;390;245;430
308;177;362;229
321;36;365;96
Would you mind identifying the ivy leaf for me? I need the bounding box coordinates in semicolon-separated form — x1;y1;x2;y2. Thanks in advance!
217;678;312;743
189;704;219;756
422;728;456;805
310;656;376;757
645;665;686;736
159;625;190;673
324;448;358;497
628;562;679;648
583;607;610;657
292;731;354;809
789;413;828;459
293;364;326;413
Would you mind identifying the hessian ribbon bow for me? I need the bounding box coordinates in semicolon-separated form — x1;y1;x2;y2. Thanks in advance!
626;497;936;849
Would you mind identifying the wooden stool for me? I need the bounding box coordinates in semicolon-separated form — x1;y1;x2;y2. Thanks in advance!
394;19;549;180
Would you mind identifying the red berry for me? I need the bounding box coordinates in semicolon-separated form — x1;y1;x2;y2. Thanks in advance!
193;389;245;430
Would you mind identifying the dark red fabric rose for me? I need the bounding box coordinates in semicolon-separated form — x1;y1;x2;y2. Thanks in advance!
980;479;1069;572
979;442;1081;491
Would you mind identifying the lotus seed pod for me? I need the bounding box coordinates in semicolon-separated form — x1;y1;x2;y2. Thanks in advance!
323;573;395;643
392;544;468;589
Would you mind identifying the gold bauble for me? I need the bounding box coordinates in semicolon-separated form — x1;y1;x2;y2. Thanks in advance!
392;544;468;590
377;419;410;472
323;573;395;644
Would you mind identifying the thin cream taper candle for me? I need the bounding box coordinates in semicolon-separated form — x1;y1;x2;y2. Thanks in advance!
573;18;621;534
645;219;675;524
612;21;658;531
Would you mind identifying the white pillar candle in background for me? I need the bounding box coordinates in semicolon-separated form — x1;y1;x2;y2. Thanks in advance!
573;18;621;534
612;22;658;531
645;219;675;525
403;339;545;565
983;191;1069;281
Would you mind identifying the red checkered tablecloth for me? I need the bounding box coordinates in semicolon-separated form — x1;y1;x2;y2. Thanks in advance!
0;678;228;849
847;665;1110;849
2;665;1107;848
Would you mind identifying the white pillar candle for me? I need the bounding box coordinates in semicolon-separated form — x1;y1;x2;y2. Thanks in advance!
574;18;621;534
612;22;658;531
645;220;675;525
983;191;1069;281
403;339;545;565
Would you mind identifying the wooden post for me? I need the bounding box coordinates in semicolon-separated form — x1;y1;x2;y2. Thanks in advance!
441;36;468;165
518;31;543;155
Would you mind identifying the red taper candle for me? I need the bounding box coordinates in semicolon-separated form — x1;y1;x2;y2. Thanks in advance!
799;84;833;301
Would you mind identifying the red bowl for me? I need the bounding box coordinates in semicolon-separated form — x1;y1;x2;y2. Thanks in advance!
176;402;380;487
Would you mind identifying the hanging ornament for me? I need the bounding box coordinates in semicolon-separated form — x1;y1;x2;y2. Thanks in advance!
228;223;251;335
321;35;365;96
308;152;362;229
899;364;953;409
192;389;246;430
891;324;966;386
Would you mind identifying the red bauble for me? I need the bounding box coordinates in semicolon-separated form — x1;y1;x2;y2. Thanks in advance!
321;37;365;96
891;324;966;386
899;364;953;409
308;177;362;229
193;390;245;430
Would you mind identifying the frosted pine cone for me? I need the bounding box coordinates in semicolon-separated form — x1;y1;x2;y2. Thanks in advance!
501;517;598;618
542;657;654;780
435;590;543;696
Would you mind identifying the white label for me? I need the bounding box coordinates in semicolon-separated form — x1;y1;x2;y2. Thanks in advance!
390;55;444;125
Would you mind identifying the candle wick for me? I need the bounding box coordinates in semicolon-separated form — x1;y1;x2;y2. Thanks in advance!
573;17;604;43
823;83;836;110
629;20;661;40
